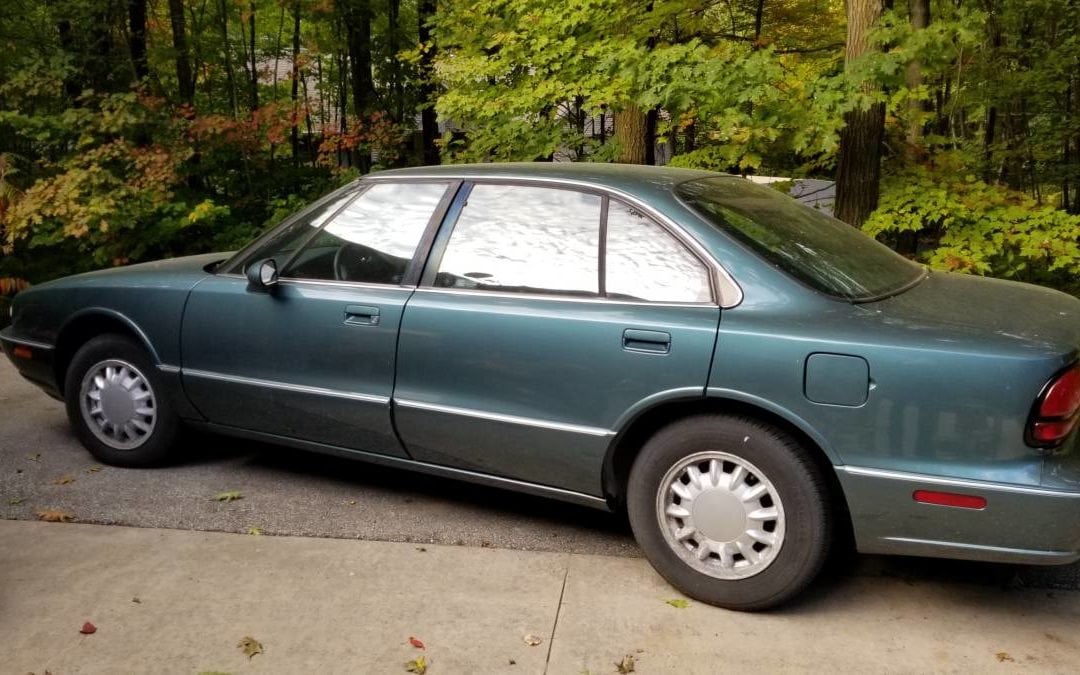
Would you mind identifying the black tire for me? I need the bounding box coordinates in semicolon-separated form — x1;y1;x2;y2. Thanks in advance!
64;333;180;467
627;414;832;611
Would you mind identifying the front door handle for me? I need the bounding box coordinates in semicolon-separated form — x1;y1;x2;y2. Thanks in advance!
623;329;671;354
344;304;380;326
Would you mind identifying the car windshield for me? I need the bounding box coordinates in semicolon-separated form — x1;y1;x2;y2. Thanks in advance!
676;177;925;301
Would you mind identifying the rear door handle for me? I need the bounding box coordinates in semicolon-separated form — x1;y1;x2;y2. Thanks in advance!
344;305;380;326
623;329;671;354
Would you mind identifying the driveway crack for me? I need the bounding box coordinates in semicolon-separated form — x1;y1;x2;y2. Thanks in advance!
543;564;570;674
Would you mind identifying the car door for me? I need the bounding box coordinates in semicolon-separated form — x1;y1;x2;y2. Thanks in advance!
181;180;456;457
392;182;722;496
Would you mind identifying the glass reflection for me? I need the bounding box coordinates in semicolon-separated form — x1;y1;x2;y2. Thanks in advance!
283;182;449;284
437;184;601;295
606;202;712;303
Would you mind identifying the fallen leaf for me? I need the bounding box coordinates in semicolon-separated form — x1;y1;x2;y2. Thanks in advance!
80;621;97;635
85;466;102;473
415;546;427;552
214;491;243;502
36;509;75;523
508;659;516;665
53;475;75;485
132;597;142;603
615;654;636;673
7;497;25;505
996;652;1014;663
408;636;425;650
28;453;41;461
665;598;690;609
523;634;543;646
405;655;427;674
247;526;263;536
237;636;263;659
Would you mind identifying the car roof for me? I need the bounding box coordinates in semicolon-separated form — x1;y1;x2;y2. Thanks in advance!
367;162;730;195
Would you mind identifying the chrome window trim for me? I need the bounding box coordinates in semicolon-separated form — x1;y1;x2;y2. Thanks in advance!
212;272;416;292
394;398;615;437
365;173;744;308
278;277;417;292
839;465;1080;499
411;286;718;309
183;368;390;405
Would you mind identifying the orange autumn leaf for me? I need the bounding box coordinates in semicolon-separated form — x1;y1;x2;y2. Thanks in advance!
37;509;76;522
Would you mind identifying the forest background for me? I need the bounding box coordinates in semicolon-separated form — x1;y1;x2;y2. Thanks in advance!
1;0;1078;308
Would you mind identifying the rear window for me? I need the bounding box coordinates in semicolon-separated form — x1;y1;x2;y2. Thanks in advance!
676;178;925;301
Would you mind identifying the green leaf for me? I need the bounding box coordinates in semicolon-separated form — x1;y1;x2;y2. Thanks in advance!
214;491;243;503
665;598;690;609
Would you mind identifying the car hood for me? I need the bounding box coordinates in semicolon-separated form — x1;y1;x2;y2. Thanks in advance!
860;271;1080;359
32;252;232;291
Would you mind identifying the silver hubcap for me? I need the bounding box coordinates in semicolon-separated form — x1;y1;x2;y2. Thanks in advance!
79;359;157;450
657;451;785;580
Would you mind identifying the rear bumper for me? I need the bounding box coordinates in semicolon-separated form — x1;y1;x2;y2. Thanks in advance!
838;465;1080;565
0;327;61;399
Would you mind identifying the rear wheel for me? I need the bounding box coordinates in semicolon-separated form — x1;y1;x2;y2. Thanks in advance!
627;414;832;610
64;334;179;467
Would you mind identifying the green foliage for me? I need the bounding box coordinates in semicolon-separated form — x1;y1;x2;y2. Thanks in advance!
866;158;1080;290
0;0;1077;298
434;1;849;169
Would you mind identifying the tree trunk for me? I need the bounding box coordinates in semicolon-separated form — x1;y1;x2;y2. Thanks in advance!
417;0;439;164
290;0;301;171
644;106;658;165
340;0;375;171
248;1;259;111
128;0;149;82
904;0;930;157
168;0;195;107
833;0;887;227
216;0;237;115
388;0;404;125
615;105;647;164
341;0;375;117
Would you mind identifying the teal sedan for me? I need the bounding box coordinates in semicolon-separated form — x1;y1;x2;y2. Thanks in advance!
4;163;1080;610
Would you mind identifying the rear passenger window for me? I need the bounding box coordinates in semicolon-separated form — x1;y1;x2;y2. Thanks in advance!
605;201;713;303
283;182;450;284
435;184;601;296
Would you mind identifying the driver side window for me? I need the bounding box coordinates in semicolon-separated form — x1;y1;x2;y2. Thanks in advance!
283;181;450;284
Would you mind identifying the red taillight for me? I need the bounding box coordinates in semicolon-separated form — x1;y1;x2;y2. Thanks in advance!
1029;365;1080;447
1040;367;1080;418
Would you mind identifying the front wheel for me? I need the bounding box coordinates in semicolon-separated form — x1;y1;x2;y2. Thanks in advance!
64;334;180;467
627;414;832;611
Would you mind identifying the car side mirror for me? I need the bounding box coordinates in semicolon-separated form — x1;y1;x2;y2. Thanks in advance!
246;258;279;292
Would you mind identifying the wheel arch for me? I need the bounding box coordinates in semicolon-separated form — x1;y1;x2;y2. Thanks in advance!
54;309;160;395
601;392;854;545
